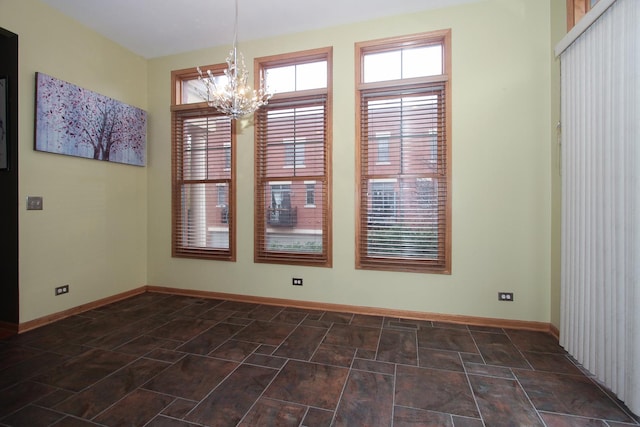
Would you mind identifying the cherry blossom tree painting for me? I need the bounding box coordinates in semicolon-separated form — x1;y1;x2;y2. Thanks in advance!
35;72;146;166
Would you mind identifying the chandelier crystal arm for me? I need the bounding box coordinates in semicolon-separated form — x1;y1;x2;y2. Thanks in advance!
196;0;273;120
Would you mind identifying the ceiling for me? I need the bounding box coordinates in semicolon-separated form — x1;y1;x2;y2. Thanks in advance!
39;0;478;59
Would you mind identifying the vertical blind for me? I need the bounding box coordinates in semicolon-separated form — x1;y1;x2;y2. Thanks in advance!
254;95;330;265
172;108;234;259
558;0;640;415
357;84;449;272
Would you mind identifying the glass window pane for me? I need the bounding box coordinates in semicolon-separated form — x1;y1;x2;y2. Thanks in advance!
266;66;295;93
264;181;323;253
181;116;232;181
182;79;206;104
363;45;443;83
402;45;442;78
364;51;401;83
182;75;228;104
366;178;439;260
296;61;327;90
266;62;327;92
264;106;324;178
179;182;229;250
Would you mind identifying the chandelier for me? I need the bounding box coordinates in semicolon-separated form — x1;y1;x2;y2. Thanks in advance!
197;0;272;119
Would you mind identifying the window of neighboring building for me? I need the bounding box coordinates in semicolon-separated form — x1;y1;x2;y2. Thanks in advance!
305;182;316;207
255;47;332;266
375;132;391;164
355;31;451;273
224;142;231;170
416;178;438;208
217;183;227;206
370;180;397;223
170;65;235;260
268;183;294;227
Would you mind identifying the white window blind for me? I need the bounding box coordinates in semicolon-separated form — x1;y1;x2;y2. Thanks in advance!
557;0;640;416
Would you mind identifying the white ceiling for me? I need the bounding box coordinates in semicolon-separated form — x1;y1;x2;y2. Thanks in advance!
39;0;478;59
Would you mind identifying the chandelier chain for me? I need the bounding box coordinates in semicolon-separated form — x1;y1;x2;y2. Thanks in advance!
196;0;273;119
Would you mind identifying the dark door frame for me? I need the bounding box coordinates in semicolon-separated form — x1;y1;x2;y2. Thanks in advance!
0;27;19;330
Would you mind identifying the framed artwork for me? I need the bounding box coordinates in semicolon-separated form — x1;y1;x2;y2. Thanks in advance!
0;77;7;170
34;72;146;166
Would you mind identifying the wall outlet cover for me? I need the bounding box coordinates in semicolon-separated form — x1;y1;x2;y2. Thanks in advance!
27;196;43;210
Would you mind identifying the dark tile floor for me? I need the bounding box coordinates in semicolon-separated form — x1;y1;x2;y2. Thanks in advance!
1;292;638;427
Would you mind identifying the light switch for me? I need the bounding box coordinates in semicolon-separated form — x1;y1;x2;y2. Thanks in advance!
27;196;43;210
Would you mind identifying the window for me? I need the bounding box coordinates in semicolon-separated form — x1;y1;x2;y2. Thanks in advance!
370;180;397;222
356;31;451;273
305;182;316;206
375;132;391;164
268;184;294;227
224;142;231;170
416;178;438;208
567;0;600;30
171;65;235;260
255;47;332;266
217;183;227;206
284;138;305;167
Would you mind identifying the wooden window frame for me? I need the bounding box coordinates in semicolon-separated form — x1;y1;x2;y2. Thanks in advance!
171;65;236;261
567;0;599;30
254;47;333;267
355;30;452;274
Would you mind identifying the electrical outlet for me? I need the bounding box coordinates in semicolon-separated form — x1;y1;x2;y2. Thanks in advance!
292;278;303;286
498;292;514;301
27;196;43;210
55;285;69;296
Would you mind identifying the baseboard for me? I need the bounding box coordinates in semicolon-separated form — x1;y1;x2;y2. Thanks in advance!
15;284;558;338
146;285;557;336
549;323;560;341
18;287;147;333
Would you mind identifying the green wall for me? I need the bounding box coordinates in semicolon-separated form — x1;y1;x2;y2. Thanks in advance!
0;0;148;323
2;0;565;326
148;0;561;323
